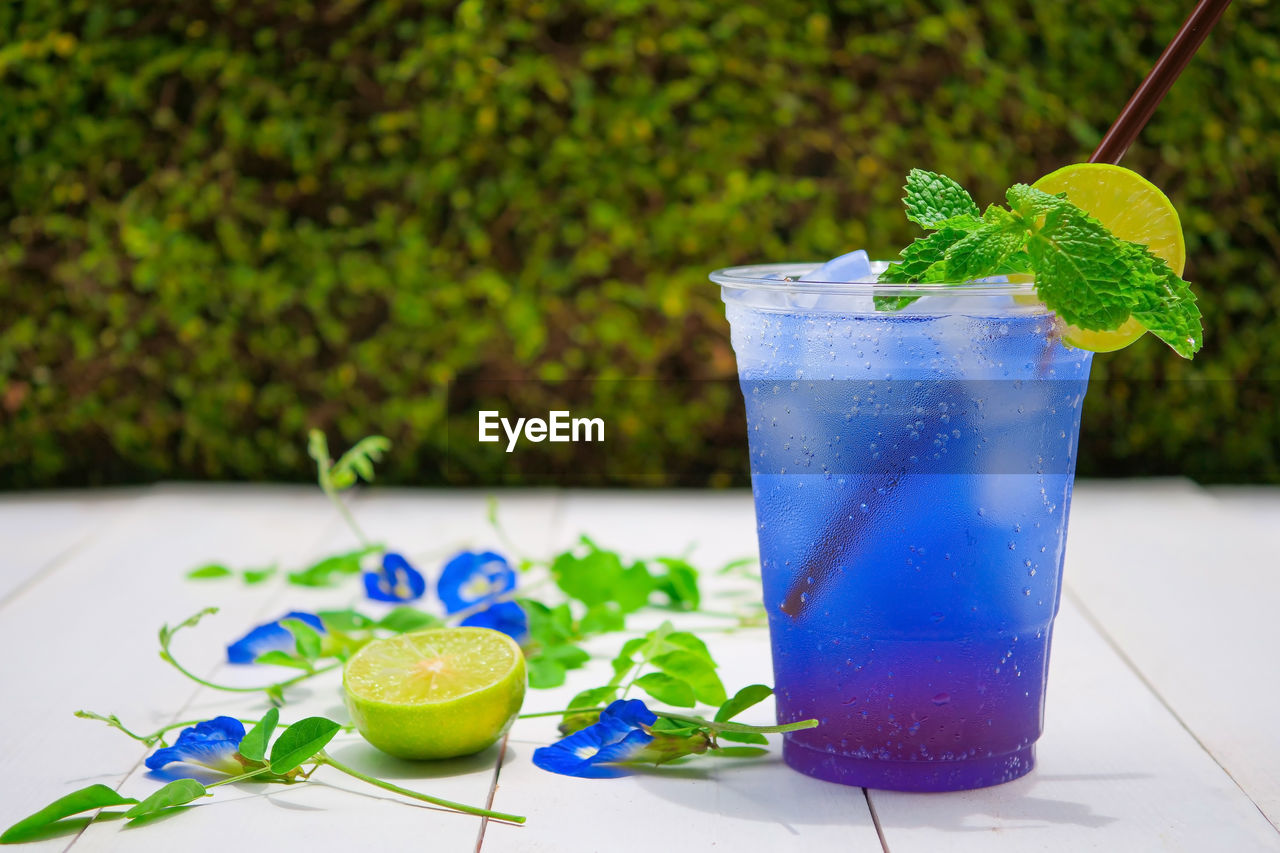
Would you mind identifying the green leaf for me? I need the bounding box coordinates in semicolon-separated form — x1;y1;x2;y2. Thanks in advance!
242;565;277;585
650;716;701;737
186;563;232;580
615;560;654;612
281;618;322;660
943;219;1030;282
652;558;699;611
1027;205;1134;331
237;707;279;763
1006;183;1070;218
903;169;981;228
579;602;626;635
1122;243;1203;358
716;557;756;575
377;607;443;633
635;672;696;707
124;779;208;820
610;636;649;681
715;684;774;722
1;785;138;843
559;685;619;734
269;717;342;774
652;650;726;705
527;656;567;689
663;631;714;665
287;546;377;587
317;609;376;632
330;435;392;490
253;650;312;670
716;729;769;745
714;746;770;758
543;643;590;669
550;546;623;607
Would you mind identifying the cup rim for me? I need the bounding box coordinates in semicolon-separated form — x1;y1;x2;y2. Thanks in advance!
709;262;1039;297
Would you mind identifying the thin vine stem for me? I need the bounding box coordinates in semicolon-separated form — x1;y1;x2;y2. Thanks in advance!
318;754;525;824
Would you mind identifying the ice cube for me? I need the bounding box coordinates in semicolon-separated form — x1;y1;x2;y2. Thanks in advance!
790;249;874;312
800;249;872;283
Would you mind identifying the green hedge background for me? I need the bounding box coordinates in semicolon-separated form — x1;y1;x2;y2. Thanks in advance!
2;0;1277;488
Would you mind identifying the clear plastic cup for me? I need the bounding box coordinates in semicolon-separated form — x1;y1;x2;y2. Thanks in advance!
712;262;1093;791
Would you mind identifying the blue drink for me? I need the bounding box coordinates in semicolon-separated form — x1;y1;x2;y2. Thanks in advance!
713;263;1093;792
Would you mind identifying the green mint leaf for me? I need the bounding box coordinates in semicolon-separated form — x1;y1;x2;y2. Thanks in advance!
1006;183;1071;218
186;564;232;580
376;606;443;633
281;618;323;661
1;785;138;843
879;223;979;283
943;218;1030;283
124;779;208;821
1027;206;1134;331
715;729;769;745
715;684;774;722
237;707;279;763
634;672;697;707
269;717;341;774
903;169;981;228
1121;244;1203;358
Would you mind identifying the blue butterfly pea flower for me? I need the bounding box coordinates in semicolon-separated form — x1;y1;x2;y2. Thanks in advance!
532;700;657;778
437;551;515;614
145;716;245;776
461;600;529;643
226;611;325;664
364;551;427;603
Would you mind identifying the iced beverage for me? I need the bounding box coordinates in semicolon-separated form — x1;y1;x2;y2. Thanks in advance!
714;263;1092;791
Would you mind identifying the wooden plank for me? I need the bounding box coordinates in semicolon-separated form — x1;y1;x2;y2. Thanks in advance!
0;486;332;853
486;628;883;853
0;488;558;852
0;488;143;605
62;488;563;853
870;594;1280;851
1064;481;1280;830
483;492;883;852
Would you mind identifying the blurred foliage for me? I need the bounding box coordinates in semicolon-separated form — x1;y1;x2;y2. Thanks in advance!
1;0;1277;488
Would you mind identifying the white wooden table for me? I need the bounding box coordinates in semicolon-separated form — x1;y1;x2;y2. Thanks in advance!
1;483;1278;852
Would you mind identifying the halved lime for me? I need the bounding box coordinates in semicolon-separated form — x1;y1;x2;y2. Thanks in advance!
1032;163;1186;352
343;627;526;760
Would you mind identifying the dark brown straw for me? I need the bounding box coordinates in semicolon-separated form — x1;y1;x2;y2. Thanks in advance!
1091;0;1233;165
781;0;1233;619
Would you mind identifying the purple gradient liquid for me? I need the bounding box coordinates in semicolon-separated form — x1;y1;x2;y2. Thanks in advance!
725;297;1092;791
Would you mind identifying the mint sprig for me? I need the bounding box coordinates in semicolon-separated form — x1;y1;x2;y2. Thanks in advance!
879;169;1203;358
